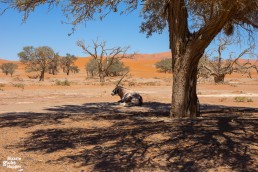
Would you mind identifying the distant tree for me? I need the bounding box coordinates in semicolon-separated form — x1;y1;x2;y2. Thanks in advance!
85;58;129;78
155;58;172;73
198;38;258;83
197;55;211;80
105;58;129;77
78;40;133;82
18;46;55;81
70;66;80;74
85;58;99;78
0;62;18;77
48;53;60;75
60;54;78;75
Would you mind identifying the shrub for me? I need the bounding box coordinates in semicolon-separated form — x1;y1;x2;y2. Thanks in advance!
12;83;25;90
247;98;253;102
155;58;172;73
0;62;18;77
85;58;129;78
27;75;39;79
234;97;246;102
55;79;71;86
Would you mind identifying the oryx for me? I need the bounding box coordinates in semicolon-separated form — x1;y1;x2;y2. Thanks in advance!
111;72;143;106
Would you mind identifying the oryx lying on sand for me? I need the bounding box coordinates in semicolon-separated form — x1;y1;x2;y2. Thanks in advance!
111;72;143;106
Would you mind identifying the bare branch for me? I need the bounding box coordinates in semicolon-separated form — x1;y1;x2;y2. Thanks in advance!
77;39;133;82
198;37;258;83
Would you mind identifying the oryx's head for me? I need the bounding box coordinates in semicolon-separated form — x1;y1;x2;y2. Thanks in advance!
111;86;121;96
111;72;129;96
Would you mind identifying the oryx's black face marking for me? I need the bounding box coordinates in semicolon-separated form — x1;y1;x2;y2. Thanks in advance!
111;87;119;96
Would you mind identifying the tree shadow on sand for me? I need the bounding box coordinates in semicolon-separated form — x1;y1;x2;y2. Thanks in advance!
1;102;257;171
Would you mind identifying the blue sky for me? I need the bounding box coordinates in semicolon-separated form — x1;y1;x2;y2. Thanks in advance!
0;4;257;61
0;5;170;61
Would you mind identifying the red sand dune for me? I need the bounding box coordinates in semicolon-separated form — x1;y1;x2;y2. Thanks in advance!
0;59;11;64
75;52;172;78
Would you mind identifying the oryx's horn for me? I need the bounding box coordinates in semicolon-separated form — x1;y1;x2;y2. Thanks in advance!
116;71;129;86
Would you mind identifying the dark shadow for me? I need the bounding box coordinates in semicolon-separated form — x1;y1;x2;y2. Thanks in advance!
201;104;258;117
1;102;257;171
0;112;71;128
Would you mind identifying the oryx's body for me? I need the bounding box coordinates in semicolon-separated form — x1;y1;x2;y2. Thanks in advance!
112;86;143;106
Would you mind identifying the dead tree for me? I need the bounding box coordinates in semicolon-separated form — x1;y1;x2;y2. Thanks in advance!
198;38;258;83
77;39;133;82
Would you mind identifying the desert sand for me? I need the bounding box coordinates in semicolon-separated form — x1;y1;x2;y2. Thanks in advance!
0;53;257;172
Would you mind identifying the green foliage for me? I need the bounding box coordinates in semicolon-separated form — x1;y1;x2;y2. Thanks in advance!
70;66;80;74
78;39;132;82
234;97;254;103
247;98;253;102
155;58;172;73
60;53;78;75
12;83;25;90
18;46;55;81
85;58;98;77
85;58;129;77
55;79;71;86
105;58;129;77
48;53;60;75
234;97;247;102
0;62;18;77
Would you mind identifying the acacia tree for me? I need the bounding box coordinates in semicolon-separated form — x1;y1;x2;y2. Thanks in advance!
18;46;55;81
48;53;60;75
105;58;129;77
85;58;98;77
0;62;18;77
78;40;132;82
60;53;78;76
198;38;258;83
86;58;129;78
155;58;172;73
2;0;258;117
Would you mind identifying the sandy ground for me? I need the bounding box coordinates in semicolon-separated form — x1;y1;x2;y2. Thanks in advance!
0;56;258;171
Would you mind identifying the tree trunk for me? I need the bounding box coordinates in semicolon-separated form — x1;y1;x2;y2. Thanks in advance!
99;72;105;82
214;74;225;83
51;68;55;75
67;69;70;76
39;70;45;81
166;0;237;118
167;1;199;118
171;52;201;118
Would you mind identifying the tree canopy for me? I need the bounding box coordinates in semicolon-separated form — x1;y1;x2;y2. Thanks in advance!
18;46;55;81
60;53;78;75
0;62;18;77
2;1;257;36
155;58;172;73
78;39;132;82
